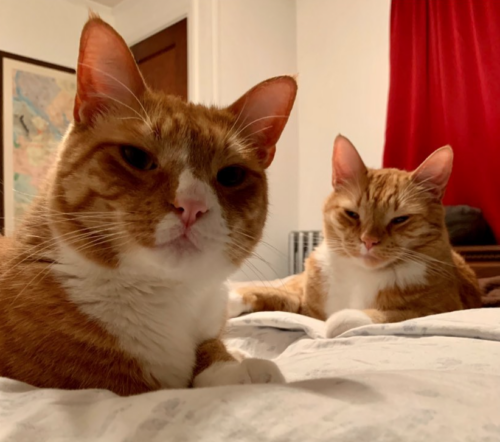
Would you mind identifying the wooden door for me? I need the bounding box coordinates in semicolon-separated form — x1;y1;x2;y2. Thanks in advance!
130;19;188;99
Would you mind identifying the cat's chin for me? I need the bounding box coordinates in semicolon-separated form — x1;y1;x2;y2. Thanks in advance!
150;233;228;270
124;238;232;284
356;254;393;270
156;235;202;256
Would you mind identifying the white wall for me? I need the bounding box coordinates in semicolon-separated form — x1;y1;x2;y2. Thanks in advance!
217;0;299;281
296;0;391;230
113;0;189;45
0;0;114;68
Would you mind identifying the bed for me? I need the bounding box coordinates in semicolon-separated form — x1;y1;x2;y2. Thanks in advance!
0;306;499;441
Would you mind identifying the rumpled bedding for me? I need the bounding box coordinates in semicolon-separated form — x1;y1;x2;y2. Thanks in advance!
1;308;499;442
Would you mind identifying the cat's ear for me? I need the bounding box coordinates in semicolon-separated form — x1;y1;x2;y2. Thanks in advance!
227;76;297;168
74;15;147;124
331;135;367;188
412;146;453;198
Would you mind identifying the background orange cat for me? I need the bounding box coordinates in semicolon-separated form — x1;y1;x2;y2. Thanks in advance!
230;135;482;337
0;16;297;394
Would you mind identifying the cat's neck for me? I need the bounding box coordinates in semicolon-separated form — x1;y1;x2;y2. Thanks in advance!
314;241;428;316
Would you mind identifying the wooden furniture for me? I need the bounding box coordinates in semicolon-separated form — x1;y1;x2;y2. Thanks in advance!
455;245;500;278
130;19;188;99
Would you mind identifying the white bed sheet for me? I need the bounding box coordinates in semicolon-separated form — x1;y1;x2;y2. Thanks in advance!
1;308;499;442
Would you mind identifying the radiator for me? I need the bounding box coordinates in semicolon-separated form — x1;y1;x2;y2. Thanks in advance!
288;230;323;275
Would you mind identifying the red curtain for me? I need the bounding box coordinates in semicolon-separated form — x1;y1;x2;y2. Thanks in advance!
384;0;500;243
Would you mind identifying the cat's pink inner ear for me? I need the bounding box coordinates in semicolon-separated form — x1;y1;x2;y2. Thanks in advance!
74;16;146;123
412;146;454;198
227;76;297;168
331;135;367;187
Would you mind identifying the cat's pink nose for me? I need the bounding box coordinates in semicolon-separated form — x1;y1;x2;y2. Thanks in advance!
173;199;208;227
361;236;380;250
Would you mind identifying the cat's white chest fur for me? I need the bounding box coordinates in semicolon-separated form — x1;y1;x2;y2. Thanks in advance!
53;246;229;389
315;242;427;317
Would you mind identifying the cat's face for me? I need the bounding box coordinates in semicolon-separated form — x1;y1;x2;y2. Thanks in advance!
47;17;296;279
323;136;453;270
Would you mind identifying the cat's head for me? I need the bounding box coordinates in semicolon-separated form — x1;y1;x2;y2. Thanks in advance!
47;17;297;281
323;135;453;270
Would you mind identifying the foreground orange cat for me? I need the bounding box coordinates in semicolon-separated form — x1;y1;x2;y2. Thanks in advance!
229;135;482;337
0;16;297;394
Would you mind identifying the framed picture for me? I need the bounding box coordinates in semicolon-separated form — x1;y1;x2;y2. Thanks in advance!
0;51;76;235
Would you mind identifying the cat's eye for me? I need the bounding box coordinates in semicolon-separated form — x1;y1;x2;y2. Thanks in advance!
217;166;247;187
344;210;360;220
120;146;157;171
391;215;410;225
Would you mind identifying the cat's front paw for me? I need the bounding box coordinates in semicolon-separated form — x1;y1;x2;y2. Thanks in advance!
227;289;252;318
193;358;285;388
326;309;373;338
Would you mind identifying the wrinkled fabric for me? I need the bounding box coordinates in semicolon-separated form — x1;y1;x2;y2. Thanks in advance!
1;308;499;441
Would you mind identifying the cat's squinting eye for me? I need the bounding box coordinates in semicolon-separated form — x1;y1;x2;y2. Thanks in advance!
344;210;360;220
217;166;247;187
120;146;157;171
391;215;410;225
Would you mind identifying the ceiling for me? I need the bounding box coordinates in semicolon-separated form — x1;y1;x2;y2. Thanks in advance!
90;0;126;7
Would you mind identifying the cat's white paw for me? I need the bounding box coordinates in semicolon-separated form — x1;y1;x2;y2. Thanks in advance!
193;358;285;388
326;309;373;338
227;289;252;318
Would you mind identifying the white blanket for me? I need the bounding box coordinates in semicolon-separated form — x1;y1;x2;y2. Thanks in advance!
1;308;500;441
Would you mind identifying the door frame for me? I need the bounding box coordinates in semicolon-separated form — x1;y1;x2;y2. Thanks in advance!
131;19;188;100
114;0;220;105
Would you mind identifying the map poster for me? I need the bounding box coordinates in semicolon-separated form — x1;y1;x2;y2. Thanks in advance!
0;52;75;235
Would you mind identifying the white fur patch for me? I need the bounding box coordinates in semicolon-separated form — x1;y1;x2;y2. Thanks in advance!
155;169;228;254
325;309;373;338
51;166;238;389
315;243;427;317
227;289;252;318
53;243;233;388
193;359;285;387
176;169;210;200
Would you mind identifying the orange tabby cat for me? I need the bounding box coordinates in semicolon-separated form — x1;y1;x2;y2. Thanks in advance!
0;16;297;394
229;135;482;337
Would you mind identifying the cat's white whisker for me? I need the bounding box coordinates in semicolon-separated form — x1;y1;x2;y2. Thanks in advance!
91;91;154;132
68;233;132;257
78;62;153;128
231;228;287;259
225;96;249;145
236;126;274;150
231;115;289;141
9;263;55;308
239;261;274;289
7;235;133;306
1;223;132;279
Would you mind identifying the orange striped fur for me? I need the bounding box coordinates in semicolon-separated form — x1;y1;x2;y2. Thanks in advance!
0;16;296;394
230;135;482;337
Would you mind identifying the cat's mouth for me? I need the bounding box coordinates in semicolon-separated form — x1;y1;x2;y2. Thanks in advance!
356;249;392;269
156;233;201;255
